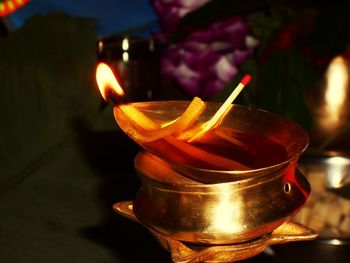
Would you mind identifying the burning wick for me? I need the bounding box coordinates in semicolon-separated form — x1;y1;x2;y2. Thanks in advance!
96;62;127;105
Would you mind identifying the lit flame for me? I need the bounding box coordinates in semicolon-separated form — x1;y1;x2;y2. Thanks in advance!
96;62;125;101
320;56;349;129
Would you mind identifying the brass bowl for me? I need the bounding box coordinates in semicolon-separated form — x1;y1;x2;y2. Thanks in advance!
114;101;311;245
133;151;310;245
114;101;309;183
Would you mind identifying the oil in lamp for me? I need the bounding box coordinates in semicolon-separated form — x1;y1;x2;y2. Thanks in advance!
96;62;318;262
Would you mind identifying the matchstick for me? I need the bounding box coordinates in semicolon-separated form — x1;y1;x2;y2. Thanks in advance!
188;74;252;142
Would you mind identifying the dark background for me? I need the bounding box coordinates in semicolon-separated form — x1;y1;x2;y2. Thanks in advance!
1;1;350;262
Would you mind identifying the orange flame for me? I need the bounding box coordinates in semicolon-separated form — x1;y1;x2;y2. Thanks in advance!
96;62;125;101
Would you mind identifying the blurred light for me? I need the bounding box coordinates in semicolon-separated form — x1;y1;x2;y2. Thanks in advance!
321;56;349;128
122;52;129;62
325;156;350;166
149;39;155;51
122;38;129;51
263;247;276;256
98;40;103;53
325;156;350;188
327;239;343;246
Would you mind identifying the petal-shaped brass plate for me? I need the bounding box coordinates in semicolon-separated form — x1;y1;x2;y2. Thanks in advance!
113;201;318;263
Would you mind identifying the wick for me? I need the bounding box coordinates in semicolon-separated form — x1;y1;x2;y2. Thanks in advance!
106;88;127;105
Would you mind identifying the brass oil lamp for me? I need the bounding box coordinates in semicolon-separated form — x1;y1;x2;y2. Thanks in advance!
96;63;318;262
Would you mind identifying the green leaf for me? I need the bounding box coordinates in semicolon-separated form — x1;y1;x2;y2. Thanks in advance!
248;6;296;54
0;13;100;184
256;50;316;130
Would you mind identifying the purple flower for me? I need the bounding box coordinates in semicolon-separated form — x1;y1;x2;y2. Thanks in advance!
159;16;258;98
151;0;210;32
151;1;258;98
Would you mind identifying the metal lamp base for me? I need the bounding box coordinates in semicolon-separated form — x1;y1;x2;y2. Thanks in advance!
113;201;317;263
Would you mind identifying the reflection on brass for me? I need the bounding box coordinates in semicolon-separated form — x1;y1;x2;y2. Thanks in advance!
114;201;318;263
133;151;311;245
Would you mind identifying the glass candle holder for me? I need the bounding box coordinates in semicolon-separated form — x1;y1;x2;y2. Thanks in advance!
97;36;160;102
